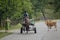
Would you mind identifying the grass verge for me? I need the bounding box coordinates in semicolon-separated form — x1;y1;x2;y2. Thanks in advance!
9;23;22;30
0;23;22;30
0;32;12;39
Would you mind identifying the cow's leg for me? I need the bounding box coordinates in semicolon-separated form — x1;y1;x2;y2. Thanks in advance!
48;26;50;31
55;25;57;31
48;26;52;31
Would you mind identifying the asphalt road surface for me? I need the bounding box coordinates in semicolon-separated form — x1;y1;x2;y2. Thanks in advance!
0;20;60;40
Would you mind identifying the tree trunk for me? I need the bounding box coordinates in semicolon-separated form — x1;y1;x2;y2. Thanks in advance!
0;18;1;27
41;9;47;20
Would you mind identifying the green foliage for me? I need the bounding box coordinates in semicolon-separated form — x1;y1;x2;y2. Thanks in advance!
0;0;60;28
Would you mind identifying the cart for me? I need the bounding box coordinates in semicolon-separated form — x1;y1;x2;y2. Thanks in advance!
20;19;37;33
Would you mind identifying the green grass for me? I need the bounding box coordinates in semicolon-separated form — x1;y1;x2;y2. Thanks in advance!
9;23;22;30
0;32;12;39
0;27;5;30
0;23;22;30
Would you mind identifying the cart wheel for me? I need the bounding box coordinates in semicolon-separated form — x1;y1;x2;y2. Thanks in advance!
20;27;23;33
34;28;37;33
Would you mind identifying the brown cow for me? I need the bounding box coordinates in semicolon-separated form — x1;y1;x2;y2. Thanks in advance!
45;20;57;31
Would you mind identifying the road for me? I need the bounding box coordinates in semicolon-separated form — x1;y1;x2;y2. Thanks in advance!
0;20;60;40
